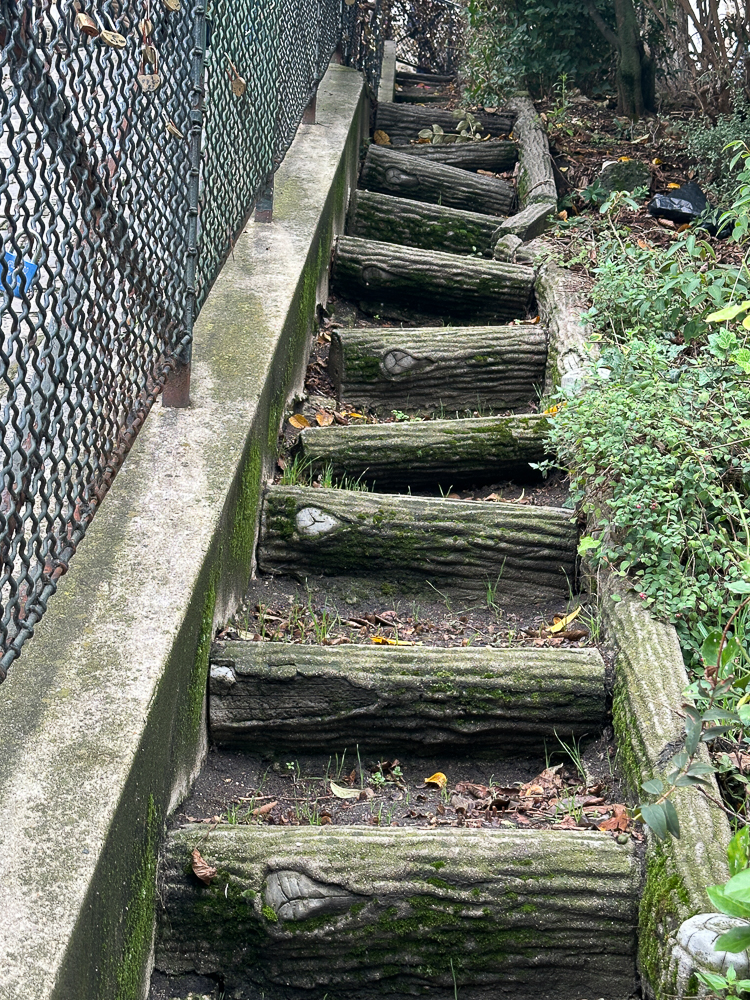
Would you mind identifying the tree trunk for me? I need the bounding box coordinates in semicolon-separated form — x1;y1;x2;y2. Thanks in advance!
361;146;516;217
298;414;549;490
376;103;515;145
209;642;607;751
348;190;502;256
614;0;652;118
329;324;547;413
332;237;535;324
258;486;577;600
395;139;518;173
156;826;641;1000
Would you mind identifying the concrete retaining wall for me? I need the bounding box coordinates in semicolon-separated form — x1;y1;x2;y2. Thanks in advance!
0;62;367;1000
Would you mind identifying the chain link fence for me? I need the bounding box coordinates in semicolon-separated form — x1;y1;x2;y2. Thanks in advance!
0;0;462;680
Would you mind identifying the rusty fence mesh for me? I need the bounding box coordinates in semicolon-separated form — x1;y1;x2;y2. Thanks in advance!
0;0;462;680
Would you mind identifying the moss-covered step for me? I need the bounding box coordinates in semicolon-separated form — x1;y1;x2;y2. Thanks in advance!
395;70;456;85
298;414;548;491
395;86;444;103
332;237;535;324
348;190;503;256
209;642;607;752
361;145;515;217
396;139;518;173
376;103;516;145
155;825;641;1000
329;324;547;413
257;486;577;600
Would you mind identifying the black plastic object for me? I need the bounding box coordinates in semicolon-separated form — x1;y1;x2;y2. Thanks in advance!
647;181;708;223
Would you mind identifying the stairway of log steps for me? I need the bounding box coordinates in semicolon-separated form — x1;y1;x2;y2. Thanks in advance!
150;87;643;1000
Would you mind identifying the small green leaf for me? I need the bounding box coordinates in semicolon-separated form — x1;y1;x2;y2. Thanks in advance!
707;884;750;919
641;778;664;795
640;803;668;839
702;628;724;666
706;301;750;322
662;798;680;838
716;925;750;953
577;535;601;556
728;580;750;594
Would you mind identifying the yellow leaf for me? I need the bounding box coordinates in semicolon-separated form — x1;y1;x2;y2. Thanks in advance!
637;238;651;250
288;414;310;429
557;210;568;221
667;182;681;189
371;636;418;646
549;607;582;634
743;313;750;330
618;156;631;162
330;781;360;800
316;411;334;426
373;130;391;145
424;772;447;789
343;411;366;419
652;158;663;165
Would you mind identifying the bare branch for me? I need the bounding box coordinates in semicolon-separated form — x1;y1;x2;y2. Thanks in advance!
586;3;619;49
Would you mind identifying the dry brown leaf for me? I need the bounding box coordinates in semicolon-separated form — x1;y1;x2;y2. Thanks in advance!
288;414;310;429
598;804;630;832
251;800;278;816
373;129;391;145
191;848;217;885
315;411;334;426
331;781;360;800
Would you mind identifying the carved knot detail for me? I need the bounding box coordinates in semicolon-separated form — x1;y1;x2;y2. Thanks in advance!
265;870;357;922
296;507;340;537
382;350;420;376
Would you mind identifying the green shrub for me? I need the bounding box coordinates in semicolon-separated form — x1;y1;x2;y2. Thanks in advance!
463;0;615;104
682;91;750;204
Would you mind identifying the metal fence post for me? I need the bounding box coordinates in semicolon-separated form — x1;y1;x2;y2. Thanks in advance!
163;1;206;408
255;174;275;223
302;90;317;124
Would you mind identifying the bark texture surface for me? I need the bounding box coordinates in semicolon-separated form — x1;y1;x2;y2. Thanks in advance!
397;139;518;172
329;324;547;412
156;826;641;1000
348;190;502;256
506;95;557;206
361;145;515;217
332;237;535;323
258;486;577;600
376;104;515;145
209;642;607;751
299;414;549;490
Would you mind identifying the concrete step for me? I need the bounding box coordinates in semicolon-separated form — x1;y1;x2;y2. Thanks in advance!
155;825;641;1000
376;103;516;146
258;486;577;601
209;641;607;752
298;414;549;491
328;323;547;414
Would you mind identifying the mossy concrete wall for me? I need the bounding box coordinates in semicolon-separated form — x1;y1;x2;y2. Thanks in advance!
0;62;367;1000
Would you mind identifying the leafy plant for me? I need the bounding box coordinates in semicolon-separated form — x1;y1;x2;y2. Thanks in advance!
417;113;484;145
696;964;750;1000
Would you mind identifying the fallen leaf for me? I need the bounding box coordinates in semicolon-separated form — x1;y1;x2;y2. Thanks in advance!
342;411;366;419
330;781;360;800
556;814;579;828
424;772;447;790
618;156;631;162
667;182;681;189
637;238;651;250
598;804;630;832
455;782;489;799
371;636;419;646
373;129;390;145
557;210;568;221
549;606;581;634
316;411;334;426
320;814;332;825
559;627;589;642
251;800;278;816
288;414;310;429
359;787;375;801
677;223;690;233
191;848;217;885
652;157;663;165
530;315;541;324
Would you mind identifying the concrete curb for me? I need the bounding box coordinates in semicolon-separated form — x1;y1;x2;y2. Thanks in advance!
0;62;367;1000
540;245;731;998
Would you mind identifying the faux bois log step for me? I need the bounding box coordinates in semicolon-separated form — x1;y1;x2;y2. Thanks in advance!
396;138;518;172
376;103;516;145
361;145;515;216
156;825;641;1000
332;237;535;323
329;324;547;413
298;414;549;490
395;70;456;85
257;486;577;600
395;86;443;103
209;642;608;751
348;190;502;255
